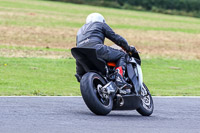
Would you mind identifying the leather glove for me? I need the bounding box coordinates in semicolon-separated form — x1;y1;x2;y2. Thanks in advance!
128;46;137;55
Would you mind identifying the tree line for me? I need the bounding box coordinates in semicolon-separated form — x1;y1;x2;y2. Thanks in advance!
48;0;200;18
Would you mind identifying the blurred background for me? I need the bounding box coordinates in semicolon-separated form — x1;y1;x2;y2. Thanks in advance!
0;0;200;96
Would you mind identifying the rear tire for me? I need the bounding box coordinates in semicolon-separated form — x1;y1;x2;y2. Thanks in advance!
80;72;113;115
137;83;154;116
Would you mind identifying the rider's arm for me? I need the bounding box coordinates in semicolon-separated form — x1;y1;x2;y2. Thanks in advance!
102;23;131;52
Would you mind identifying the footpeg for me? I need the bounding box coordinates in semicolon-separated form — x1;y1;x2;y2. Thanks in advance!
119;84;132;90
119;88;131;95
119;89;127;95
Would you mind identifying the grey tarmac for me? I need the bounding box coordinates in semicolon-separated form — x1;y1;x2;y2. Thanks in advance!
0;97;200;133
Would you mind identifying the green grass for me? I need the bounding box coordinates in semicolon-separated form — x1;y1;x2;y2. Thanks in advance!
0;0;200;33
0;57;79;96
0;0;200;96
0;45;70;52
143;58;200;96
0;57;200;96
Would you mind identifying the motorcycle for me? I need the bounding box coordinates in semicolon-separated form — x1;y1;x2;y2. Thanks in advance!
71;46;154;116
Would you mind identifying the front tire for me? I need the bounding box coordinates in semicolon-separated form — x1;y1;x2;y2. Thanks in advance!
137;83;154;116
80;72;113;115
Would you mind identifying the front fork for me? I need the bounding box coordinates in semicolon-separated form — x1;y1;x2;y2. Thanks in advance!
136;64;144;89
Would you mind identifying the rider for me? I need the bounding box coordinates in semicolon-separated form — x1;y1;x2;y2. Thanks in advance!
75;13;137;89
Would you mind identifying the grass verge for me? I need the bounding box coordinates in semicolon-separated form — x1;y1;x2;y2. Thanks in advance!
0;57;79;96
0;57;199;96
1;0;200;59
0;45;70;52
1;0;200;33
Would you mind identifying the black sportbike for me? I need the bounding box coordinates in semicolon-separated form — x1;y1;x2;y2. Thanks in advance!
71;47;154;116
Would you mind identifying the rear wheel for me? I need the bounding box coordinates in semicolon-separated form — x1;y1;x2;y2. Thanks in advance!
80;72;113;115
137;83;154;116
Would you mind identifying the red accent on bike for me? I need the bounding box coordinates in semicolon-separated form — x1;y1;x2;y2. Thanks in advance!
107;62;116;67
115;66;123;77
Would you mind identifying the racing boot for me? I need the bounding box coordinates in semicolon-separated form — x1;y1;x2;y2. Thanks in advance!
75;74;82;82
115;66;132;94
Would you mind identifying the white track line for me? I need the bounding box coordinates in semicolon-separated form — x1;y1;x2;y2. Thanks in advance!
0;96;200;98
153;96;200;98
0;96;82;98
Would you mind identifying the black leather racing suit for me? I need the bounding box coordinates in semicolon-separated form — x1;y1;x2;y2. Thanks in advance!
76;22;131;76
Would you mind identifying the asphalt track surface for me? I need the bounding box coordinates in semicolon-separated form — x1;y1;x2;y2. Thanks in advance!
0;96;200;133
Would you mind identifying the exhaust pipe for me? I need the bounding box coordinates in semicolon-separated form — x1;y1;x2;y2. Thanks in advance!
117;94;124;106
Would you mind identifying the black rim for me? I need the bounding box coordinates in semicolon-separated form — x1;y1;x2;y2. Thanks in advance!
93;78;110;106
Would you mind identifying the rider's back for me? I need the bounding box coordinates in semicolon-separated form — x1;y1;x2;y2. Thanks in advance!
76;22;105;47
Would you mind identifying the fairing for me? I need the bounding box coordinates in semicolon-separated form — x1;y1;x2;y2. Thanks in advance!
127;57;143;95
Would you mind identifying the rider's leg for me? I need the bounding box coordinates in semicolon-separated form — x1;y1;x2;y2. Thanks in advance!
115;56;132;89
93;44;131;89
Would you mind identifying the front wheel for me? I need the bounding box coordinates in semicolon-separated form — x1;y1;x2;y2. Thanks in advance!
137;83;154;116
80;72;113;115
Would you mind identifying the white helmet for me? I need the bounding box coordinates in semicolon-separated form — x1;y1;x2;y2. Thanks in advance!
86;13;105;24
